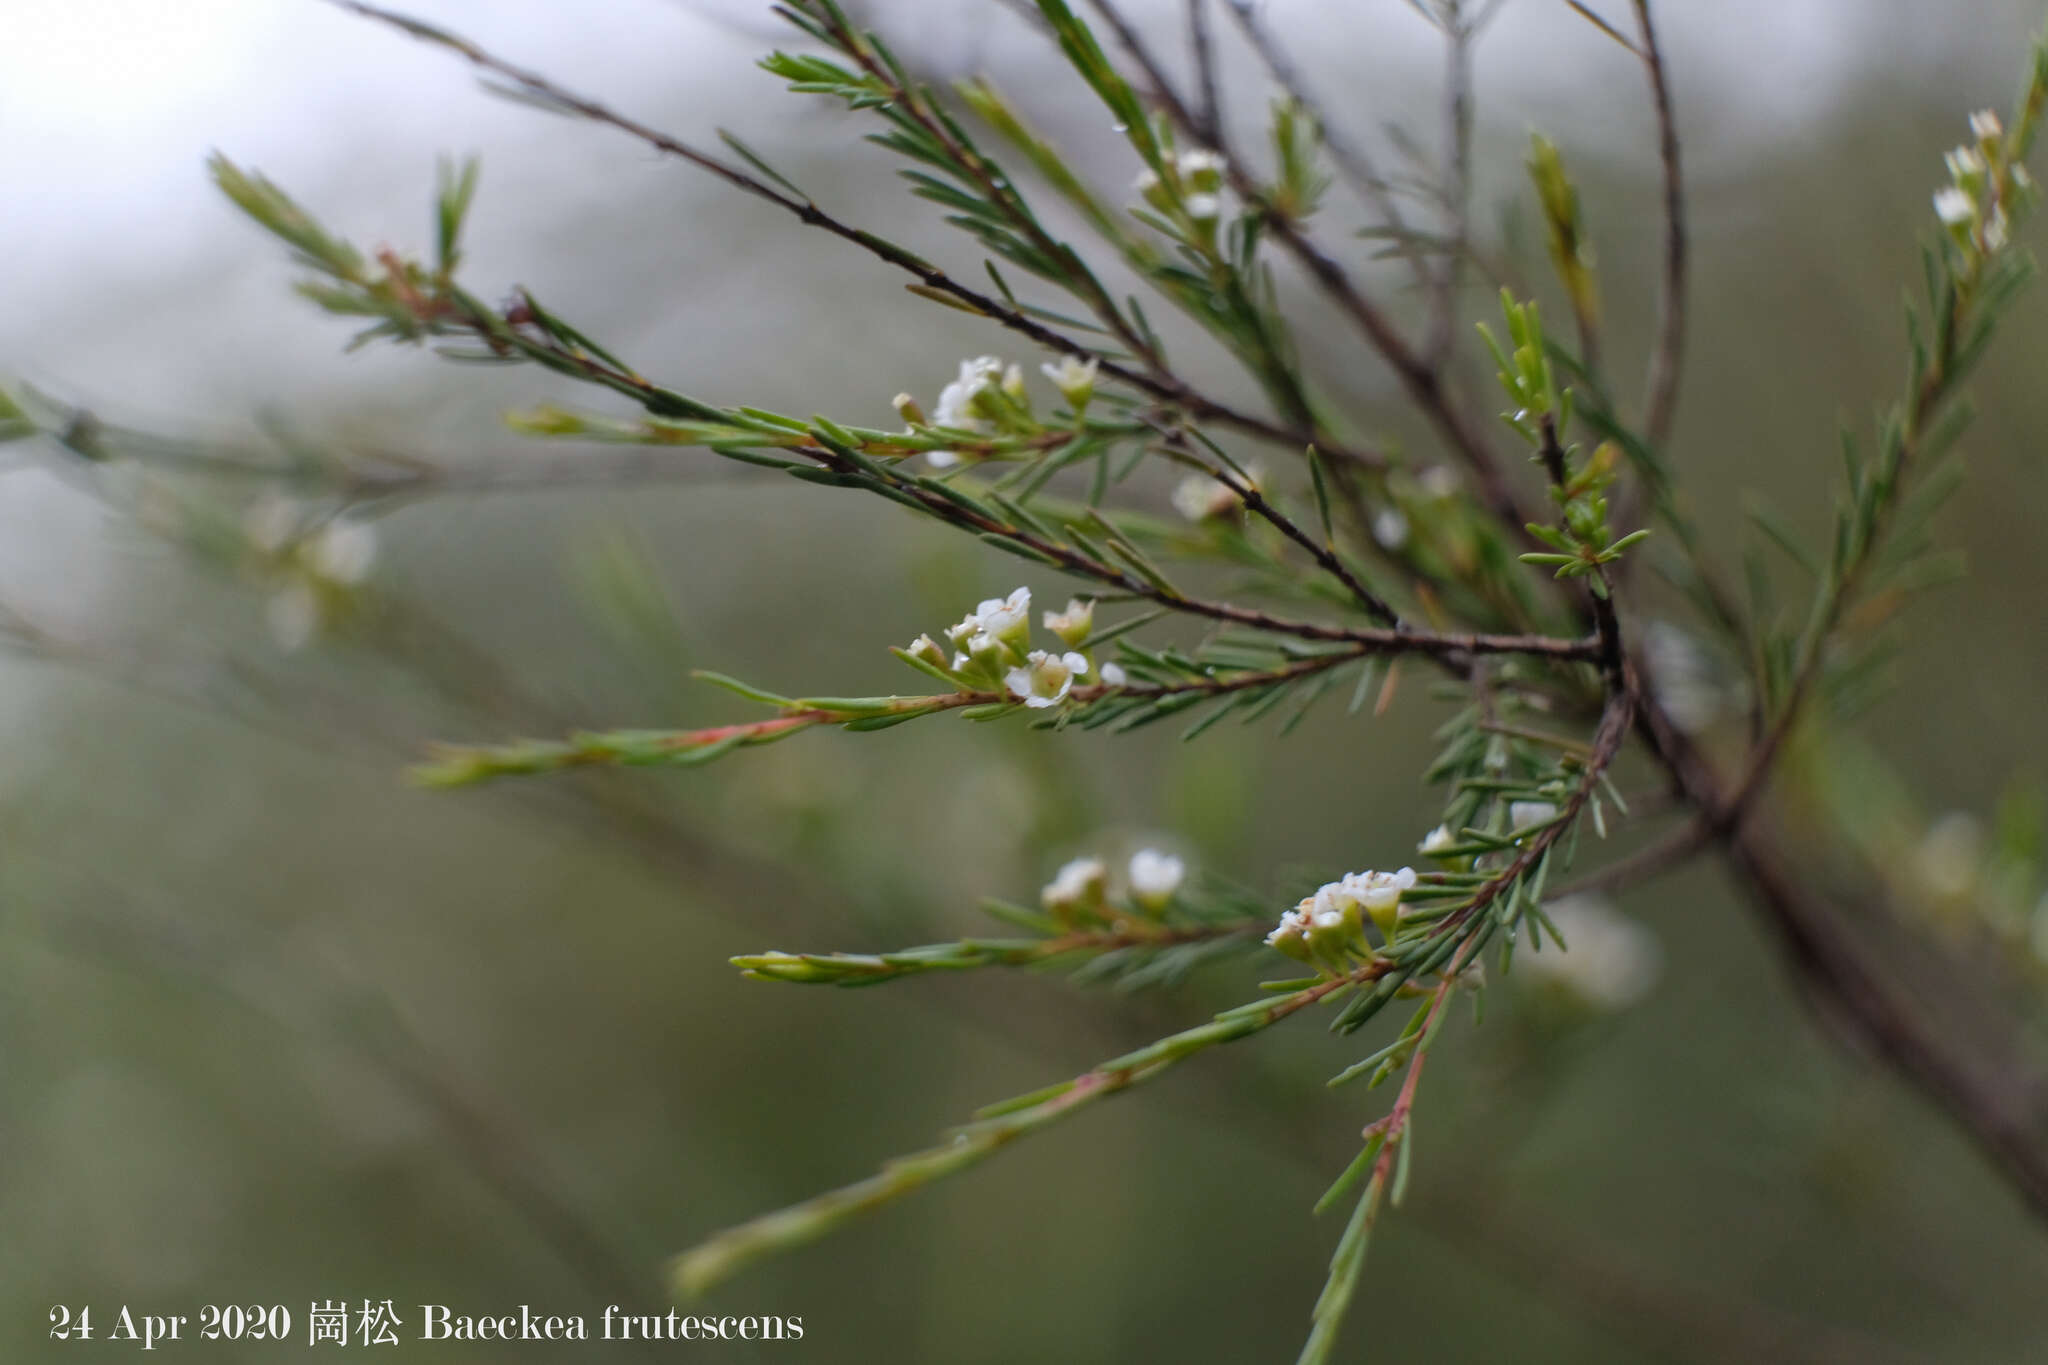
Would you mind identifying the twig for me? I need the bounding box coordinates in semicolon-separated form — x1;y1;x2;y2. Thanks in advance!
326;0;1386;473
1218;0;1434;294
1632;0;1687;455
1185;0;1223;144
1634;693;2048;1223
1427;2;1481;368
1082;0;1541;536
1560;0;1645;57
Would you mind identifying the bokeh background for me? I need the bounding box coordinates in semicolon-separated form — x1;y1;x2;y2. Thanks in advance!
7;1;2048;1360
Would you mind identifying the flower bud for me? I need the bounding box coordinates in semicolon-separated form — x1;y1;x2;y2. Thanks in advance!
1264;908;1313;962
1042;597;1094;648
1128;849;1184;914
1178;149;1224;194
1042;857;1108;920
1039;355;1099;413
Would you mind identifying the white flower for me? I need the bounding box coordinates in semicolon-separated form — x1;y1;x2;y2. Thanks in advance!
1373;507;1409;550
1177;149;1225;184
1946;145;1988;182
930;356;1003;465
1128;849;1185;910
1183;193;1222;222
1264;906;1312;960
1133;167;1162;197
1043;597;1094;648
266;582;319;652
1098;661;1128;688
1042;856;1107;914
309;519;377;585
1971;109;2004;141
1005;649;1089;708
1171;470;1245;521
933;356;1002;429
974;586;1032;646
1419;825;1457;856
1040;354;1099;409
1341;867;1417;917
1518;894;1662;1011
1934;186;1976;226
1307;891;1350;935
906;633;950;669
1509;801;1559;833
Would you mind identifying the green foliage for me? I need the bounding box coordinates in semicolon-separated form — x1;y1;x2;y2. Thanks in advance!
161;2;2048;1360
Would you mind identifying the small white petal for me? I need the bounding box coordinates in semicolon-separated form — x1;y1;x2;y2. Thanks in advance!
1042;856;1108;911
310;520;377;584
1128;849;1185;906
1934;186;1976;226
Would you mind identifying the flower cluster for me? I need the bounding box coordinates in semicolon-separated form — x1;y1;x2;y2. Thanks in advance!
1934;108;2029;255
1265;866;1417;967
1041;847;1186;922
903;586;1129;707
901;353;1098;470
1134;147;1228;235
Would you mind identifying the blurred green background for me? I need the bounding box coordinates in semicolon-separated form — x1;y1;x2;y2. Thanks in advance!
7;1;2048;1360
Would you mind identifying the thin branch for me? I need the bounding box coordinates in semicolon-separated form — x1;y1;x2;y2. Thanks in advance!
1185;0;1223;144
1546;816;1711;900
1146;419;1402;627
326;0;1386;473
371;281;1588;660
1082;0;1541;536
1632;0;1687;455
416;631;1599;785
1427;2;1480;368
1560;0;1645;57
673;948;1403;1296
1218;0;1433;294
1635;693;2048;1225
